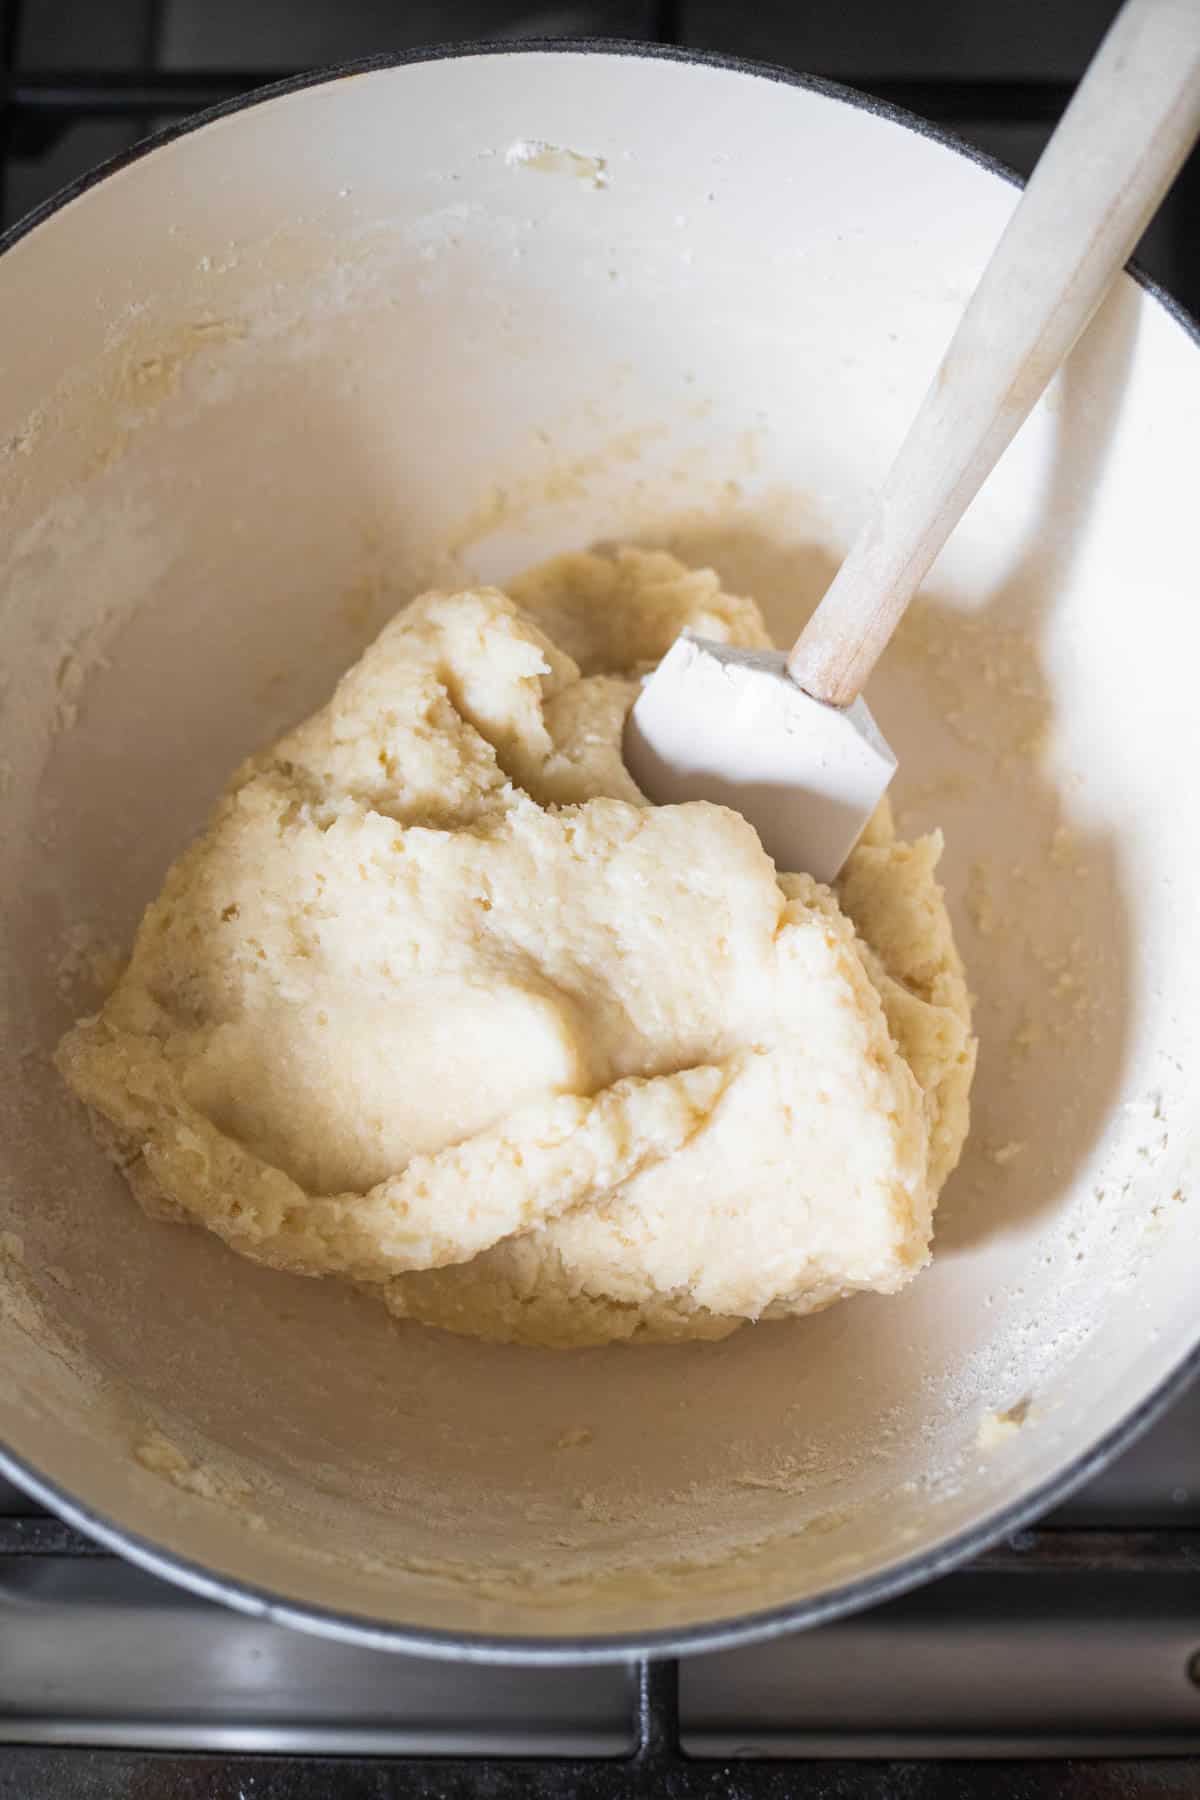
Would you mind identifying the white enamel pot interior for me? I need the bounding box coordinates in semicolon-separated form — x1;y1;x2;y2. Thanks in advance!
1;45;1198;1661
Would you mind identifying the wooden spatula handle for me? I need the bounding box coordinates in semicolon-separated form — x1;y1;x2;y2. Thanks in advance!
787;0;1200;709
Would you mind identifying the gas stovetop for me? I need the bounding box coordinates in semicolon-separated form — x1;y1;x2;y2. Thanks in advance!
1;1390;1197;1792
2;2;1198;1795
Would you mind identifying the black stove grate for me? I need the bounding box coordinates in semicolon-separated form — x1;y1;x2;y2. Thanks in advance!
1;1515;1198;1798
1;1;1199;1794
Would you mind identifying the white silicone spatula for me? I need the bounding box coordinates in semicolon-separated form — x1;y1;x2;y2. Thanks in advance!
625;0;1200;882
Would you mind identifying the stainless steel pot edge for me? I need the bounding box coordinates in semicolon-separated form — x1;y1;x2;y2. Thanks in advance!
1;37;1197;1664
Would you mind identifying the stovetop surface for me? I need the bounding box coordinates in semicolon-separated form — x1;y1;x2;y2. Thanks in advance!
0;1380;1197;1755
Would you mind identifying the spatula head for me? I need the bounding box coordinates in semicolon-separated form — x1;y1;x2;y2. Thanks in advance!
623;633;897;883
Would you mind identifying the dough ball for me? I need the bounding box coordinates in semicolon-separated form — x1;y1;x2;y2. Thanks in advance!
57;548;975;1347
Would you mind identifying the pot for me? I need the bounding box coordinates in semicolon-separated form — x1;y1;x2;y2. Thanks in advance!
1;43;1197;1662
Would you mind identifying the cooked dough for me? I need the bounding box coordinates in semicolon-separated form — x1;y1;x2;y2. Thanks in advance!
57;548;975;1346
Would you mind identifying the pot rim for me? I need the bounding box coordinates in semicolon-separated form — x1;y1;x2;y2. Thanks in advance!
2;36;1197;1665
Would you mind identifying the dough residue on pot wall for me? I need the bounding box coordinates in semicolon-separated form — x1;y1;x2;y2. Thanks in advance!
56;548;975;1347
